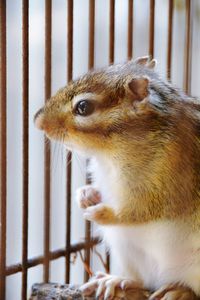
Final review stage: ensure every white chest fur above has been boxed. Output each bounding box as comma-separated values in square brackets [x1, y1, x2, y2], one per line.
[102, 223, 200, 293]
[90, 157, 200, 295]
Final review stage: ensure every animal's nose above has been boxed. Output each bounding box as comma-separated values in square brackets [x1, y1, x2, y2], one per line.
[34, 107, 44, 130]
[34, 107, 44, 122]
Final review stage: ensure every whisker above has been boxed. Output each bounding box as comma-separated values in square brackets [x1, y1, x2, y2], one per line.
[61, 131, 86, 181]
[51, 131, 62, 175]
[73, 152, 86, 180]
[51, 142, 57, 175]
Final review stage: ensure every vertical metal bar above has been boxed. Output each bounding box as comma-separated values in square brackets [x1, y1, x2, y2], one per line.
[167, 0, 173, 80]
[65, 0, 73, 283]
[0, 1, 7, 299]
[67, 0, 73, 82]
[184, 0, 193, 94]
[107, 0, 116, 273]
[84, 222, 91, 282]
[43, 0, 52, 283]
[149, 0, 155, 57]
[109, 0, 115, 64]
[88, 0, 95, 70]
[84, 0, 95, 283]
[21, 0, 29, 298]
[127, 0, 133, 59]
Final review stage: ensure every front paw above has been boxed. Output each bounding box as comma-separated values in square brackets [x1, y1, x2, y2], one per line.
[76, 185, 101, 209]
[83, 203, 116, 225]
[80, 272, 149, 300]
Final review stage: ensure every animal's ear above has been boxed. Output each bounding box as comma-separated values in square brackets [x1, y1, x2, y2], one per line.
[127, 76, 149, 101]
[134, 56, 157, 69]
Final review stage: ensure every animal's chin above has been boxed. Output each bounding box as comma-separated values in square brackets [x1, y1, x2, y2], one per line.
[62, 141, 93, 158]
[45, 133, 61, 142]
[44, 130, 67, 143]
[45, 134, 75, 154]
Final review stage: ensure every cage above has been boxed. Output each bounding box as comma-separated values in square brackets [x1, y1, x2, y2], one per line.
[0, 0, 199, 299]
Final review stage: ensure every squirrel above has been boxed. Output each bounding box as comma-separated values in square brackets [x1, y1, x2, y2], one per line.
[34, 56, 200, 300]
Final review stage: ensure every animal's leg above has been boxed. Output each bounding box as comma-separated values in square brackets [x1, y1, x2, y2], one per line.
[149, 284, 198, 300]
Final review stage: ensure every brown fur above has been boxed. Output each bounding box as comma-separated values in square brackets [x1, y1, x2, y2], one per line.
[34, 57, 200, 228]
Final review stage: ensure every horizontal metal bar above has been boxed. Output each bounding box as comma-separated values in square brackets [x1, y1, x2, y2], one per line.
[6, 237, 100, 276]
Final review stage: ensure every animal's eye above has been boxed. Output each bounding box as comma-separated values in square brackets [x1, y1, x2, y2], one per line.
[74, 100, 95, 116]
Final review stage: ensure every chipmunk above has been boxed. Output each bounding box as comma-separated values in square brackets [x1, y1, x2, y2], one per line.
[34, 56, 200, 300]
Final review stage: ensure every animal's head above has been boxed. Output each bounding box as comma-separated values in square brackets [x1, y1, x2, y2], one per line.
[34, 56, 174, 156]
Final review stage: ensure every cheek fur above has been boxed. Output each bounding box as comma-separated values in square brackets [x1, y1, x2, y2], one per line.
[66, 127, 112, 151]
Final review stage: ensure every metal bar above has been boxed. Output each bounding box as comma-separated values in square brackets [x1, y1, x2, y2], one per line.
[67, 0, 73, 82]
[66, 152, 72, 283]
[84, 0, 96, 283]
[0, 1, 7, 299]
[84, 218, 91, 281]
[107, 0, 116, 273]
[149, 0, 155, 57]
[44, 0, 52, 283]
[6, 238, 100, 276]
[88, 0, 95, 70]
[167, 0, 173, 80]
[109, 0, 115, 64]
[106, 253, 110, 273]
[127, 0, 133, 59]
[184, 0, 193, 94]
[21, 0, 29, 299]
[65, 0, 73, 283]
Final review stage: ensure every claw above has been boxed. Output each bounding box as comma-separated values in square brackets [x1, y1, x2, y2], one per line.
[79, 274, 146, 300]
[79, 280, 98, 296]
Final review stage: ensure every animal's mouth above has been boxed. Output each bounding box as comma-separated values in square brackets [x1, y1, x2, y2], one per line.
[41, 125, 68, 143]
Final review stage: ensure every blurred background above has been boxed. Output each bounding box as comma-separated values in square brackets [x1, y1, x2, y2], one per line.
[1, 0, 200, 299]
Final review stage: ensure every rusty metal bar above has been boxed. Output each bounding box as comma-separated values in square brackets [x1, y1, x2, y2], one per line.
[127, 0, 133, 59]
[65, 0, 73, 283]
[0, 1, 7, 299]
[21, 0, 29, 299]
[84, 199, 91, 281]
[149, 0, 155, 57]
[44, 0, 52, 283]
[167, 0, 173, 80]
[6, 238, 100, 277]
[107, 0, 116, 272]
[83, 0, 96, 283]
[88, 0, 95, 70]
[184, 0, 193, 94]
[65, 152, 72, 283]
[109, 0, 115, 64]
